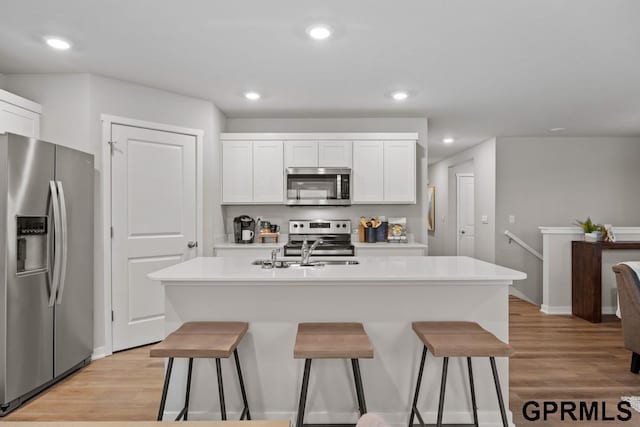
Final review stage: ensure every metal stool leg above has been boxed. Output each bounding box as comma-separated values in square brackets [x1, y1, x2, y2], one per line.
[157, 357, 174, 421]
[631, 352, 640, 374]
[436, 357, 449, 427]
[351, 359, 367, 415]
[296, 359, 312, 427]
[216, 358, 227, 420]
[490, 357, 508, 427]
[408, 346, 428, 427]
[467, 358, 479, 427]
[181, 358, 194, 421]
[234, 349, 252, 420]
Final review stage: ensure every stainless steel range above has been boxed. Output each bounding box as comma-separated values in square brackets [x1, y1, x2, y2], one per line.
[284, 220, 355, 257]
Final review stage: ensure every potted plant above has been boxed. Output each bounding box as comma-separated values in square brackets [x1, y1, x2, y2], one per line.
[575, 217, 603, 242]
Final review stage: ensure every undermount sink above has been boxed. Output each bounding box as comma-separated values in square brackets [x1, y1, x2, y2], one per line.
[316, 260, 360, 265]
[251, 259, 359, 268]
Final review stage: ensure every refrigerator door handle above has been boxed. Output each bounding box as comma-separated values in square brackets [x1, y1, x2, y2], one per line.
[48, 181, 62, 307]
[55, 181, 69, 305]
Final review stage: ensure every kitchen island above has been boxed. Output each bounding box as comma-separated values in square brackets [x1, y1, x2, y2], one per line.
[149, 256, 525, 426]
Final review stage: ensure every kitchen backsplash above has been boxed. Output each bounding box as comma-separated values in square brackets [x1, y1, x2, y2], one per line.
[222, 205, 424, 243]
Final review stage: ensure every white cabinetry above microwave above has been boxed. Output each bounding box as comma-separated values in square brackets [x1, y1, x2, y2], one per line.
[0, 89, 42, 139]
[220, 133, 417, 205]
[284, 140, 352, 168]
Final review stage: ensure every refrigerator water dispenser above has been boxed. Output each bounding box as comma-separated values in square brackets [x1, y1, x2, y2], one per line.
[16, 216, 48, 274]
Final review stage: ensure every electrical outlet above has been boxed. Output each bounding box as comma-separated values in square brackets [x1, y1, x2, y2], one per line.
[481, 215, 489, 224]
[509, 215, 516, 224]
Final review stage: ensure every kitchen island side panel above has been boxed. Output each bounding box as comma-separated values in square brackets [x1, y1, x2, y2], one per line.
[161, 282, 512, 426]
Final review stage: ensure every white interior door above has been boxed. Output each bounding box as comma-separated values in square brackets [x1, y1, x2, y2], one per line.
[111, 124, 197, 351]
[456, 173, 475, 257]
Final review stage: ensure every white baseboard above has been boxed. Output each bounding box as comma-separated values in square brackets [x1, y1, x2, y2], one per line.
[540, 305, 617, 316]
[91, 346, 107, 361]
[540, 304, 571, 315]
[162, 409, 515, 427]
[509, 289, 537, 305]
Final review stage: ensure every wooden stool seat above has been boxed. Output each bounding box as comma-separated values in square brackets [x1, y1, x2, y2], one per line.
[150, 322, 248, 359]
[412, 321, 510, 357]
[409, 321, 510, 427]
[294, 322, 374, 359]
[295, 322, 372, 427]
[151, 321, 251, 422]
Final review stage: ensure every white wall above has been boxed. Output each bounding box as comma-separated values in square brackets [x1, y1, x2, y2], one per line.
[495, 137, 640, 304]
[225, 117, 429, 244]
[0, 73, 6, 89]
[427, 138, 496, 262]
[4, 73, 226, 355]
[4, 74, 92, 150]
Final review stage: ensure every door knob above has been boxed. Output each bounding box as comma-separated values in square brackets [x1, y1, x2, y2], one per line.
[460, 230, 466, 235]
[187, 241, 198, 249]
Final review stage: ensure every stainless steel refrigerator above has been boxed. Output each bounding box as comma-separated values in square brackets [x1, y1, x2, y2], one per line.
[0, 133, 94, 415]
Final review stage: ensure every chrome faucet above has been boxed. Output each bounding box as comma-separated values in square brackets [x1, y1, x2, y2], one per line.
[301, 238, 323, 265]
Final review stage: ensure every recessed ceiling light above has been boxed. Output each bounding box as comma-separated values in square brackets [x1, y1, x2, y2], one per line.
[550, 127, 566, 132]
[391, 91, 409, 101]
[45, 37, 71, 50]
[244, 91, 261, 101]
[306, 25, 332, 40]
[443, 138, 455, 144]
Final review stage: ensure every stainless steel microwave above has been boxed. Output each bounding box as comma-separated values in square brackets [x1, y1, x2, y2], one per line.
[285, 167, 351, 206]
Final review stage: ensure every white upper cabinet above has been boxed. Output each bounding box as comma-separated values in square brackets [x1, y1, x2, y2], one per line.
[253, 141, 284, 203]
[222, 140, 284, 204]
[383, 141, 416, 203]
[222, 141, 253, 203]
[221, 133, 417, 205]
[353, 141, 384, 202]
[0, 89, 42, 139]
[353, 140, 416, 204]
[284, 141, 318, 167]
[318, 141, 352, 167]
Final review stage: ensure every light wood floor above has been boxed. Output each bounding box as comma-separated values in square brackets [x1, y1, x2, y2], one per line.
[5, 297, 640, 425]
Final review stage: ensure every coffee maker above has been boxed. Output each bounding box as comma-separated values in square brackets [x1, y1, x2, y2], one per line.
[233, 215, 256, 244]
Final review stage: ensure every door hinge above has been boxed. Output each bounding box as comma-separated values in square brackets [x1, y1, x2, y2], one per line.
[110, 227, 114, 238]
[111, 310, 114, 322]
[108, 140, 117, 155]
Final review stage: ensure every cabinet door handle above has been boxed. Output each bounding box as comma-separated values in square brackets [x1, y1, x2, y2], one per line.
[187, 241, 198, 249]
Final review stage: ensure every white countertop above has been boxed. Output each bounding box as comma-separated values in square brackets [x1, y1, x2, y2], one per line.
[213, 241, 284, 249]
[149, 256, 526, 284]
[212, 241, 428, 249]
[352, 241, 427, 248]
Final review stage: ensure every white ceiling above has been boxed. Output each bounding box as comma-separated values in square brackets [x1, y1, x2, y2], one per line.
[1, 0, 639, 161]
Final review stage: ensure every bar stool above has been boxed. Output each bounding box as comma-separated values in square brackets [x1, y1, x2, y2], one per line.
[408, 322, 511, 427]
[150, 321, 251, 421]
[294, 322, 373, 427]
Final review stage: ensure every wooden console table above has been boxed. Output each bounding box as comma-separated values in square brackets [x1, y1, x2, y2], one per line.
[572, 241, 640, 322]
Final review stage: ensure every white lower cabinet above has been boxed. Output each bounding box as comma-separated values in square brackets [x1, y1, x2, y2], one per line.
[222, 140, 283, 204]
